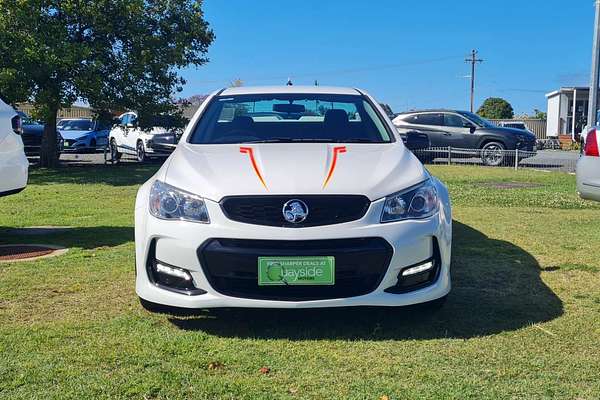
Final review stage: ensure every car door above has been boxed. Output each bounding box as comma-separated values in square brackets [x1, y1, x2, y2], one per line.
[442, 113, 478, 148]
[406, 113, 448, 147]
[124, 113, 140, 152]
[110, 114, 128, 150]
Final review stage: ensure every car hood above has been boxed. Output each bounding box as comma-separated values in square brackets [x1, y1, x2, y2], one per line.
[484, 126, 536, 140]
[164, 143, 427, 202]
[60, 130, 93, 140]
[22, 124, 45, 136]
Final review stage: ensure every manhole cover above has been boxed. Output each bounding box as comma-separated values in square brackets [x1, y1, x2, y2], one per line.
[0, 244, 68, 263]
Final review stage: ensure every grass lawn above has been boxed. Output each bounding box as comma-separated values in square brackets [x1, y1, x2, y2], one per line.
[1, 164, 599, 399]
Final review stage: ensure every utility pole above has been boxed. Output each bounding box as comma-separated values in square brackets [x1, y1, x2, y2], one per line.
[588, 0, 600, 129]
[465, 49, 483, 113]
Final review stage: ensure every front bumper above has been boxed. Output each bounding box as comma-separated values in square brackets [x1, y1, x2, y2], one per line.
[135, 182, 452, 309]
[577, 155, 600, 202]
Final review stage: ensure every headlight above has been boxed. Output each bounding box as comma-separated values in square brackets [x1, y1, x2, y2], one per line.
[381, 179, 439, 223]
[149, 181, 210, 223]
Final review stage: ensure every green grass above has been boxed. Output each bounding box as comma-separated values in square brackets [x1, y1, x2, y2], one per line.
[1, 164, 599, 399]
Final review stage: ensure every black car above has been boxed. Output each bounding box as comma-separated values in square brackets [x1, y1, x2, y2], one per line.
[18, 112, 63, 157]
[393, 109, 537, 166]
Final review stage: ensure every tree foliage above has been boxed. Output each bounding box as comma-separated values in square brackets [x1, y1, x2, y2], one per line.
[477, 97, 514, 120]
[0, 0, 214, 166]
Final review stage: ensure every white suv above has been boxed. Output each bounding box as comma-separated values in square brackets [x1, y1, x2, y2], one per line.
[109, 112, 178, 162]
[0, 96, 28, 197]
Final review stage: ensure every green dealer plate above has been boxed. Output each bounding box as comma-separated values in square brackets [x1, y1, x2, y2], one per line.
[258, 256, 335, 286]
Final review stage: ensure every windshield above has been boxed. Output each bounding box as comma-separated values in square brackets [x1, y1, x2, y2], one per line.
[457, 111, 495, 128]
[189, 94, 393, 144]
[62, 120, 94, 131]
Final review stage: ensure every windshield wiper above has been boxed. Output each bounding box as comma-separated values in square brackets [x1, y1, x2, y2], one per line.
[240, 138, 377, 144]
[341, 138, 376, 143]
[242, 138, 336, 143]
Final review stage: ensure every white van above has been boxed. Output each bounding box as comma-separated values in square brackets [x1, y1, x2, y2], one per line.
[0, 96, 28, 197]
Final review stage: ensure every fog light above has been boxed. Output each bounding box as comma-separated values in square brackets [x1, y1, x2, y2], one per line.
[156, 263, 192, 281]
[150, 261, 206, 295]
[402, 261, 434, 276]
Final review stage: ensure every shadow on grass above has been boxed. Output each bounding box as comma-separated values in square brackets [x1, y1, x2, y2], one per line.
[27, 164, 160, 187]
[168, 221, 563, 340]
[0, 226, 134, 249]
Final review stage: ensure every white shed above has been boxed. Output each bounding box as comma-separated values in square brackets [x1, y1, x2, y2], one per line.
[545, 87, 590, 139]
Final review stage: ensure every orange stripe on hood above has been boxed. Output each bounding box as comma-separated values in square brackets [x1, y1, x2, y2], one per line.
[323, 146, 347, 188]
[240, 147, 268, 189]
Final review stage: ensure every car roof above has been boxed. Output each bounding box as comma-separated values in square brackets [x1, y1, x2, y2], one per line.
[219, 85, 362, 96]
[396, 109, 470, 115]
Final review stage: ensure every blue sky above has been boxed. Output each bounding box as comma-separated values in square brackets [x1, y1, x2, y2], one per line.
[180, 0, 596, 115]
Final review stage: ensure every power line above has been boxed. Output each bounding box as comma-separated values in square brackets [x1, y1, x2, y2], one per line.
[193, 55, 464, 85]
[465, 50, 483, 112]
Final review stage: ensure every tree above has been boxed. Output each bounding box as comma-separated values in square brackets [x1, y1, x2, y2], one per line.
[184, 94, 209, 105]
[0, 0, 214, 167]
[477, 98, 514, 120]
[532, 109, 547, 120]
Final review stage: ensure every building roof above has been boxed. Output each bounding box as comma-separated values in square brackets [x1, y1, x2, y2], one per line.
[220, 85, 361, 96]
[545, 87, 590, 98]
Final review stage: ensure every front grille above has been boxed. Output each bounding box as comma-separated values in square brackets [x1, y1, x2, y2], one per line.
[198, 238, 393, 301]
[220, 195, 370, 228]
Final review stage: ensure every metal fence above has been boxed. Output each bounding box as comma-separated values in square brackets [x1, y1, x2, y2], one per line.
[412, 147, 578, 173]
[17, 103, 94, 119]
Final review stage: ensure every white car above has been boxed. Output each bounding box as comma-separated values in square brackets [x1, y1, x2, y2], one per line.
[577, 127, 600, 201]
[109, 112, 177, 162]
[134, 86, 452, 311]
[0, 96, 28, 197]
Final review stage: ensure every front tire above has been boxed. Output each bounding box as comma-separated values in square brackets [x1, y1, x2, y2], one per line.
[481, 141, 505, 166]
[110, 139, 121, 162]
[136, 141, 146, 163]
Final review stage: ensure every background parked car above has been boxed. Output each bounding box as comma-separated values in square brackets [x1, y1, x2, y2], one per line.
[56, 118, 80, 130]
[18, 111, 63, 157]
[0, 97, 28, 197]
[59, 118, 111, 153]
[109, 112, 178, 162]
[576, 127, 600, 201]
[393, 110, 537, 166]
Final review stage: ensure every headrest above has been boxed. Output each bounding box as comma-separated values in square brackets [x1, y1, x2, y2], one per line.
[230, 116, 254, 130]
[324, 109, 349, 125]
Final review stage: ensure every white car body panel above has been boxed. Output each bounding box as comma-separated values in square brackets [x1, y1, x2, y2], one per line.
[135, 86, 452, 309]
[0, 98, 28, 197]
[577, 131, 600, 202]
[109, 112, 176, 159]
[167, 142, 426, 202]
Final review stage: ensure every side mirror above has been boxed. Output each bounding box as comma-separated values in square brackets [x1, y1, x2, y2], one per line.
[464, 122, 476, 133]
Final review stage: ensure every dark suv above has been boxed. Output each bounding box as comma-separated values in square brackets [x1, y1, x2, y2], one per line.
[393, 110, 537, 166]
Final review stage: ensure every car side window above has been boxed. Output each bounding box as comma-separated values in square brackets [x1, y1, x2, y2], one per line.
[121, 114, 130, 126]
[409, 113, 443, 126]
[443, 113, 468, 128]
